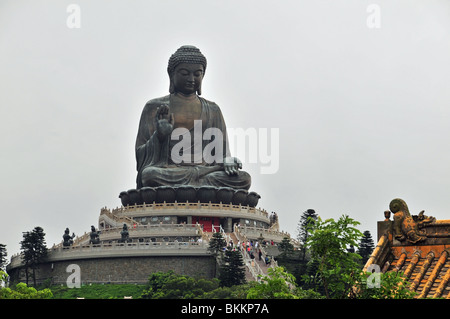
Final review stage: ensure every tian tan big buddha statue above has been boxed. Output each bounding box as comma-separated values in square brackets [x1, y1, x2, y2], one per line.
[119, 45, 260, 207]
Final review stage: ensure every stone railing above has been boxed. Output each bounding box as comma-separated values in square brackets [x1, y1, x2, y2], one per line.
[53, 231, 91, 249]
[53, 223, 202, 249]
[8, 241, 209, 269]
[240, 244, 264, 281]
[236, 225, 291, 243]
[98, 223, 201, 241]
[99, 207, 137, 227]
[107, 202, 270, 221]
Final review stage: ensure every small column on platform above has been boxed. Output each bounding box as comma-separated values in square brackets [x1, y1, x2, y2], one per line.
[225, 217, 233, 233]
[187, 216, 192, 225]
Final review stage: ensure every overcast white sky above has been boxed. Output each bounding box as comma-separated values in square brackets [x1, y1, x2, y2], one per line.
[1, 0, 450, 258]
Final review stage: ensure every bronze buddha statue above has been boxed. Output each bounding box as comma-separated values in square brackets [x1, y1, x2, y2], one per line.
[135, 45, 251, 190]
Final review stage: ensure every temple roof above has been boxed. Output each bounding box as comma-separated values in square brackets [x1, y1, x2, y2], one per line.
[363, 217, 450, 299]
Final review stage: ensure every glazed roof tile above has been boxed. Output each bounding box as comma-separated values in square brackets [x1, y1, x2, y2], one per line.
[364, 218, 450, 299]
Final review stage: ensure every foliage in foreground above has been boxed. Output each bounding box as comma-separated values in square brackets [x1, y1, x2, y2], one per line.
[304, 214, 363, 298]
[140, 270, 253, 299]
[140, 268, 322, 299]
[218, 247, 246, 287]
[0, 271, 53, 299]
[247, 266, 322, 299]
[354, 270, 416, 299]
[1, 267, 418, 299]
[0, 214, 420, 299]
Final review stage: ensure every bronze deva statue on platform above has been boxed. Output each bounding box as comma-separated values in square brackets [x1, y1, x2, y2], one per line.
[119, 224, 130, 243]
[89, 225, 100, 245]
[135, 45, 251, 190]
[62, 228, 75, 247]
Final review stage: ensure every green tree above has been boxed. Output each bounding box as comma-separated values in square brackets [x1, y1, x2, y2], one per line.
[301, 258, 322, 292]
[304, 214, 363, 299]
[141, 271, 176, 298]
[200, 282, 256, 299]
[207, 232, 226, 258]
[276, 209, 318, 289]
[0, 270, 53, 299]
[208, 232, 227, 277]
[247, 267, 300, 299]
[355, 271, 416, 299]
[20, 226, 48, 287]
[357, 230, 375, 266]
[297, 209, 318, 261]
[278, 237, 294, 258]
[141, 271, 220, 299]
[218, 247, 246, 287]
[275, 236, 306, 287]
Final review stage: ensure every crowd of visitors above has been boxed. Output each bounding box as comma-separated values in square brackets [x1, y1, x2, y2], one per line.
[226, 237, 275, 266]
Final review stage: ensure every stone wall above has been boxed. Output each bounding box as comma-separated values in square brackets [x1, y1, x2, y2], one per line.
[8, 255, 216, 286]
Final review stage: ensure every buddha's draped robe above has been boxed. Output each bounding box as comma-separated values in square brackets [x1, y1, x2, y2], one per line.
[135, 95, 251, 190]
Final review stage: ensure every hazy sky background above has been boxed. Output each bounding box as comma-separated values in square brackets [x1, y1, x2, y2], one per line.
[1, 0, 450, 258]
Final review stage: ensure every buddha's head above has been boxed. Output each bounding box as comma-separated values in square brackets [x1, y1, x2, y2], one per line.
[167, 45, 207, 95]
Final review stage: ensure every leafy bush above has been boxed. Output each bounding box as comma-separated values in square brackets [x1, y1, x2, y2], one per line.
[141, 271, 220, 299]
[354, 271, 416, 299]
[304, 215, 363, 298]
[247, 267, 322, 299]
[0, 271, 53, 299]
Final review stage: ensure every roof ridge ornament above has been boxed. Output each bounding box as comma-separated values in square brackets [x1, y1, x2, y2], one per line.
[389, 198, 436, 244]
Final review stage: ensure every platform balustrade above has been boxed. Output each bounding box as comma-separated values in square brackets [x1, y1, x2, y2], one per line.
[9, 240, 209, 268]
[106, 201, 270, 220]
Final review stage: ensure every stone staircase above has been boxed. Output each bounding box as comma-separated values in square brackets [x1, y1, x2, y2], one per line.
[221, 228, 276, 282]
[224, 232, 258, 281]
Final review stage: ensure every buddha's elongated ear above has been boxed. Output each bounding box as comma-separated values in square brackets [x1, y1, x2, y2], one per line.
[197, 84, 202, 96]
[169, 78, 175, 94]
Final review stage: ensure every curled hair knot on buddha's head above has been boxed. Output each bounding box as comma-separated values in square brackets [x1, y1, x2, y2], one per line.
[167, 45, 207, 95]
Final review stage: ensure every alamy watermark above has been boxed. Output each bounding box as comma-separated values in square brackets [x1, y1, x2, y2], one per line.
[66, 4, 81, 29]
[366, 4, 381, 29]
[170, 120, 279, 174]
[366, 264, 381, 288]
[66, 264, 81, 288]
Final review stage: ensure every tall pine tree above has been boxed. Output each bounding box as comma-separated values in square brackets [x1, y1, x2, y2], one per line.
[297, 209, 318, 261]
[207, 232, 227, 258]
[278, 237, 294, 258]
[357, 230, 375, 265]
[218, 247, 246, 287]
[20, 226, 48, 286]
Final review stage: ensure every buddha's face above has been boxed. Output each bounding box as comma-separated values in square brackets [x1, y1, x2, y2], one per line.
[172, 63, 204, 95]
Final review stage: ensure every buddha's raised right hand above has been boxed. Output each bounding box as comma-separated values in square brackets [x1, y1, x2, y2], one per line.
[155, 104, 174, 141]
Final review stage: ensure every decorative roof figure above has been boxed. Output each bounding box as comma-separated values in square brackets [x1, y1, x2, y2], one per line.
[390, 198, 435, 244]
